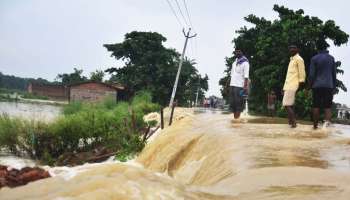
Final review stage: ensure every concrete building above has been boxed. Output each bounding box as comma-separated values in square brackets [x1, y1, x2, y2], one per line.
[69, 81, 125, 102]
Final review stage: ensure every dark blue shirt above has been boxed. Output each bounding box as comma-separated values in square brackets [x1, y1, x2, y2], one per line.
[308, 50, 336, 89]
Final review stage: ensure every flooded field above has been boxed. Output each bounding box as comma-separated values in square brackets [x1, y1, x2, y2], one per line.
[1, 110, 350, 199]
[0, 101, 61, 121]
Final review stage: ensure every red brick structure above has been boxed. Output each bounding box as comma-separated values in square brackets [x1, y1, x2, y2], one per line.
[69, 82, 125, 102]
[28, 82, 68, 100]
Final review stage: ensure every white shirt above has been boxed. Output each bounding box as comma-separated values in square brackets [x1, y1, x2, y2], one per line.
[230, 59, 250, 87]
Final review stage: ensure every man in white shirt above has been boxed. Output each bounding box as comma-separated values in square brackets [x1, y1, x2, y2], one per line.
[229, 48, 250, 119]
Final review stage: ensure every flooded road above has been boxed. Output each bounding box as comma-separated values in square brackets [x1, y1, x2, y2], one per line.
[1, 110, 350, 199]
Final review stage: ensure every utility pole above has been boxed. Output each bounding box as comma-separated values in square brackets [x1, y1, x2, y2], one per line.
[195, 87, 199, 107]
[195, 76, 200, 107]
[169, 28, 197, 107]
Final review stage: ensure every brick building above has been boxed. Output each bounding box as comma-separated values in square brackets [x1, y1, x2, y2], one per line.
[69, 81, 125, 102]
[28, 82, 68, 100]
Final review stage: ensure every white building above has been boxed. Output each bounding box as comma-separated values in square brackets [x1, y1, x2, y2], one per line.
[337, 105, 350, 119]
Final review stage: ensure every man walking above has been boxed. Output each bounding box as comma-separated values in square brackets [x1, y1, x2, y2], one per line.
[308, 47, 336, 129]
[229, 48, 250, 119]
[282, 45, 306, 128]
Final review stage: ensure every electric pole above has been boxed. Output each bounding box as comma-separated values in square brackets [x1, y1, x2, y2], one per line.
[169, 28, 197, 107]
[195, 76, 200, 107]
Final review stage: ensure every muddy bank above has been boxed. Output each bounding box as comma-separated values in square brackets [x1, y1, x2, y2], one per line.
[0, 165, 50, 188]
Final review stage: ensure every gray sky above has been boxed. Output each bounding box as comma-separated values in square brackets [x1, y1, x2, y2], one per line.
[0, 0, 349, 104]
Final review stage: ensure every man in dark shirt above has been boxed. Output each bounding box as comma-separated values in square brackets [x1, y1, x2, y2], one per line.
[308, 48, 336, 129]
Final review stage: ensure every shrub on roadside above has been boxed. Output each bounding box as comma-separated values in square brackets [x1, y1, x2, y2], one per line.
[0, 114, 21, 153]
[0, 91, 160, 164]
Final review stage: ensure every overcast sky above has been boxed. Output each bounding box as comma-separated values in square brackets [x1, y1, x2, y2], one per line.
[0, 0, 349, 104]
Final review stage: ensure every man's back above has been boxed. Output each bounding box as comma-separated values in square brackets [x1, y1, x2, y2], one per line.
[309, 50, 336, 89]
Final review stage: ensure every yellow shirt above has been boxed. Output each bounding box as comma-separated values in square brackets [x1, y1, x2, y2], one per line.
[283, 54, 306, 91]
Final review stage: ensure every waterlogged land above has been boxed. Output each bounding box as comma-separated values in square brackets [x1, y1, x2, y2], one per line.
[0, 101, 61, 121]
[1, 109, 350, 199]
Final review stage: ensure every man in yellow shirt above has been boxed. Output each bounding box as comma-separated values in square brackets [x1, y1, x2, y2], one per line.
[282, 45, 306, 128]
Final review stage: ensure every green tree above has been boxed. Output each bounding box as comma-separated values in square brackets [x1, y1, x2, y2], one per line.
[104, 31, 208, 106]
[219, 5, 349, 118]
[90, 70, 105, 82]
[181, 59, 209, 106]
[56, 68, 87, 85]
[0, 72, 51, 91]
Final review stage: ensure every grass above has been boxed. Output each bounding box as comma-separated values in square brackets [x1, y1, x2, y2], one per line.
[21, 93, 49, 100]
[0, 91, 160, 165]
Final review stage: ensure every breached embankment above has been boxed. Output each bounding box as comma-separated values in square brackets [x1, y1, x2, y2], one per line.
[1, 109, 350, 199]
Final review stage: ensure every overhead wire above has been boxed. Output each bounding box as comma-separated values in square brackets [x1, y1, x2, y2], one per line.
[165, 0, 198, 60]
[174, 0, 190, 27]
[165, 0, 184, 28]
[182, 0, 194, 29]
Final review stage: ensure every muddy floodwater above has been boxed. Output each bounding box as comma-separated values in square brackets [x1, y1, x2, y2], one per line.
[0, 101, 61, 121]
[1, 109, 350, 199]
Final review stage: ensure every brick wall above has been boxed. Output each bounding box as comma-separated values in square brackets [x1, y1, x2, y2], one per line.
[70, 83, 117, 102]
[28, 83, 68, 100]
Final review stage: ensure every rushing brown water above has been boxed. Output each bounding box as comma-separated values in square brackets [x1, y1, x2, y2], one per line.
[1, 109, 350, 199]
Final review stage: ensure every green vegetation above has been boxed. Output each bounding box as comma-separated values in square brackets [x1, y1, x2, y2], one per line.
[0, 92, 160, 165]
[56, 68, 88, 85]
[219, 5, 349, 119]
[0, 72, 51, 91]
[104, 31, 208, 106]
[21, 93, 49, 100]
[90, 70, 105, 82]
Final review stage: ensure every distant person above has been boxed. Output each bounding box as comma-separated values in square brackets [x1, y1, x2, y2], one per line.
[210, 97, 214, 108]
[282, 45, 306, 128]
[213, 97, 218, 108]
[267, 91, 277, 117]
[229, 48, 250, 119]
[308, 47, 336, 129]
[204, 98, 209, 108]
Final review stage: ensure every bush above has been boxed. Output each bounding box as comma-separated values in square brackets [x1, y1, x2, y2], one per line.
[294, 90, 312, 120]
[0, 114, 21, 153]
[0, 92, 160, 164]
[62, 101, 83, 115]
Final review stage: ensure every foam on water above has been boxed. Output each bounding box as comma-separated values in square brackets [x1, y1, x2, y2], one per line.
[1, 110, 350, 200]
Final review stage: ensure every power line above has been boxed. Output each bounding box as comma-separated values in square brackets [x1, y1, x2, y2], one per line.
[174, 0, 190, 27]
[182, 0, 194, 29]
[181, 0, 197, 59]
[165, 0, 184, 28]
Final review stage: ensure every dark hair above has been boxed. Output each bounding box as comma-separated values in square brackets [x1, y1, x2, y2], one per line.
[234, 48, 243, 53]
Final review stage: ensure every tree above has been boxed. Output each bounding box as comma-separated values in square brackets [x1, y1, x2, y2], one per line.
[90, 70, 105, 82]
[0, 72, 51, 91]
[219, 5, 349, 117]
[104, 31, 208, 106]
[56, 68, 87, 85]
[180, 58, 209, 106]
